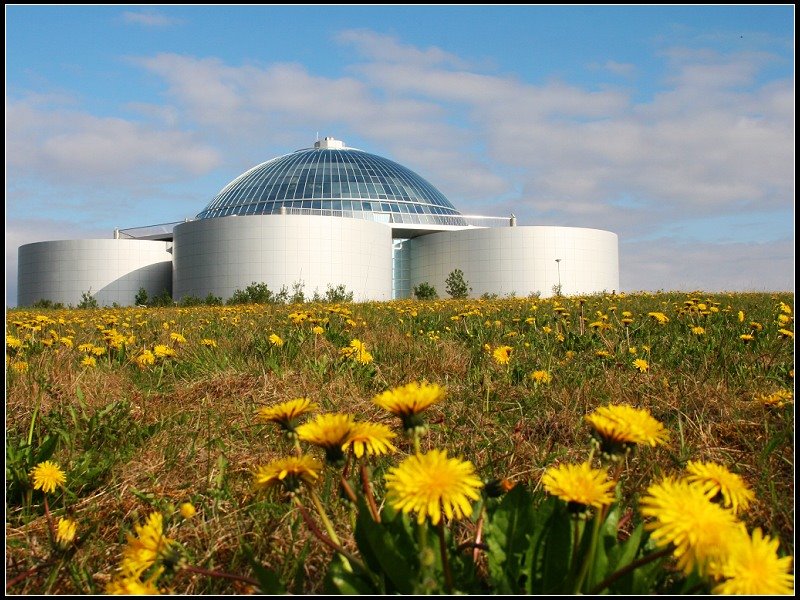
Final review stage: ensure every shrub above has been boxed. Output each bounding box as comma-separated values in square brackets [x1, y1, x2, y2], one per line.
[77, 290, 99, 309]
[413, 282, 439, 300]
[445, 269, 471, 299]
[134, 287, 148, 306]
[148, 289, 173, 307]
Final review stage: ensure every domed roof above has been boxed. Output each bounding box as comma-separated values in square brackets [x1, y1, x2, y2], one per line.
[196, 137, 463, 225]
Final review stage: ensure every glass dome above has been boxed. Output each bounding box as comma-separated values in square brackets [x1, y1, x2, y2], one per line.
[196, 137, 464, 225]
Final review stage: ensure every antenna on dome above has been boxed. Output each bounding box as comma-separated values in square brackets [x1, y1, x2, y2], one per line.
[316, 131, 319, 142]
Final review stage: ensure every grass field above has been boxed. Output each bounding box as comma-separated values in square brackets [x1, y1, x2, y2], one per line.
[5, 291, 794, 594]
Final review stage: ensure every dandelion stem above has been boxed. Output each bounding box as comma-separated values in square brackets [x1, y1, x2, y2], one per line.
[436, 520, 454, 594]
[339, 474, 358, 504]
[293, 498, 363, 573]
[6, 561, 56, 590]
[42, 495, 57, 544]
[587, 546, 673, 595]
[308, 489, 342, 547]
[573, 507, 603, 594]
[412, 430, 421, 454]
[360, 463, 381, 523]
[471, 505, 485, 563]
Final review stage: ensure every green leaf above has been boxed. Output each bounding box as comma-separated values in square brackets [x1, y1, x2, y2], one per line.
[323, 555, 378, 594]
[485, 484, 535, 593]
[353, 497, 416, 594]
[539, 501, 574, 594]
[34, 433, 60, 464]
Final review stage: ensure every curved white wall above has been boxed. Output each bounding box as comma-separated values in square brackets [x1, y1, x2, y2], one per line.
[172, 215, 393, 302]
[17, 240, 172, 307]
[408, 226, 618, 298]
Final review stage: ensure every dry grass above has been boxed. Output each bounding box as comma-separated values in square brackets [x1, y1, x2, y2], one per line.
[5, 292, 794, 594]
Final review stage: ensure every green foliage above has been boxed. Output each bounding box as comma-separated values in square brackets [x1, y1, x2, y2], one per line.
[77, 290, 99, 309]
[290, 281, 306, 304]
[413, 282, 439, 300]
[227, 281, 289, 305]
[134, 287, 148, 306]
[148, 288, 174, 307]
[312, 284, 355, 303]
[31, 298, 65, 309]
[179, 295, 205, 307]
[204, 292, 223, 306]
[445, 269, 471, 299]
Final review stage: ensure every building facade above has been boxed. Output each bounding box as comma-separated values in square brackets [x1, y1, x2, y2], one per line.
[17, 137, 619, 306]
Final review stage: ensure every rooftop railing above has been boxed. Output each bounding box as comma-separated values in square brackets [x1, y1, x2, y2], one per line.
[115, 210, 515, 239]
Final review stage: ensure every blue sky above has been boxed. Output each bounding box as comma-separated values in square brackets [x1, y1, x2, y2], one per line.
[5, 5, 795, 305]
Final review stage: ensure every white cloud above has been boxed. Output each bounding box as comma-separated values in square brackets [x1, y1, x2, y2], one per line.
[6, 99, 221, 184]
[335, 29, 469, 68]
[621, 237, 794, 293]
[600, 60, 636, 77]
[122, 10, 181, 28]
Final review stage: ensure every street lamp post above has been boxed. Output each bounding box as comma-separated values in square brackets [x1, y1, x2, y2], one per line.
[555, 259, 561, 289]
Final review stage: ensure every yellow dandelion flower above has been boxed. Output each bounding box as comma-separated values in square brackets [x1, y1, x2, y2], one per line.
[6, 335, 24, 350]
[777, 328, 793, 339]
[344, 422, 397, 458]
[340, 339, 373, 364]
[200, 338, 217, 348]
[777, 314, 791, 325]
[90, 345, 106, 356]
[257, 397, 318, 433]
[106, 572, 163, 595]
[541, 461, 616, 511]
[55, 517, 78, 546]
[756, 389, 792, 408]
[738, 310, 745, 322]
[492, 345, 513, 365]
[169, 332, 186, 344]
[373, 381, 445, 433]
[252, 455, 322, 496]
[312, 326, 324, 335]
[81, 356, 97, 367]
[530, 370, 552, 384]
[648, 312, 670, 324]
[296, 413, 355, 464]
[385, 449, 483, 526]
[711, 527, 794, 595]
[585, 404, 669, 455]
[691, 326, 705, 335]
[739, 334, 754, 342]
[30, 461, 66, 494]
[639, 477, 741, 576]
[595, 350, 611, 358]
[684, 461, 754, 514]
[269, 333, 284, 347]
[135, 350, 156, 368]
[179, 503, 196, 519]
[779, 301, 792, 315]
[153, 344, 175, 358]
[11, 361, 29, 373]
[120, 512, 173, 578]
[633, 358, 649, 373]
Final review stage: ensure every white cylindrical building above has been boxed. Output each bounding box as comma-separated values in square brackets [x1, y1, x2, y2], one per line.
[17, 239, 172, 307]
[408, 226, 618, 298]
[172, 214, 393, 302]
